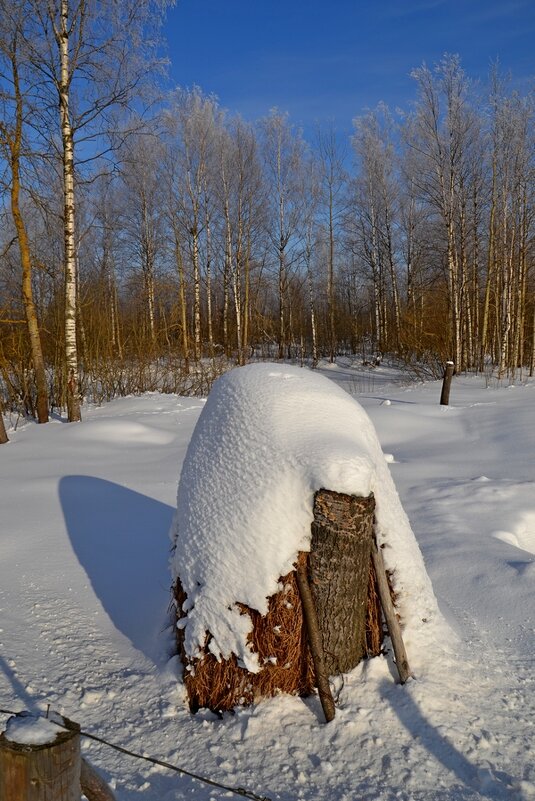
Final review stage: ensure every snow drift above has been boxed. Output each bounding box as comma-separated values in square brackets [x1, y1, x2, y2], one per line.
[171, 363, 444, 672]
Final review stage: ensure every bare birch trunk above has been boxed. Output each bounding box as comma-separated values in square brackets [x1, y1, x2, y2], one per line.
[481, 146, 497, 368]
[512, 193, 527, 375]
[307, 265, 318, 366]
[278, 177, 287, 364]
[471, 186, 480, 371]
[191, 225, 202, 362]
[108, 264, 122, 360]
[233, 203, 244, 365]
[382, 198, 401, 351]
[58, 0, 81, 421]
[368, 201, 382, 351]
[141, 194, 156, 344]
[446, 225, 461, 371]
[498, 205, 514, 378]
[174, 230, 189, 373]
[223, 217, 231, 358]
[242, 234, 251, 361]
[327, 184, 336, 363]
[204, 211, 214, 360]
[459, 192, 471, 369]
[231, 259, 243, 366]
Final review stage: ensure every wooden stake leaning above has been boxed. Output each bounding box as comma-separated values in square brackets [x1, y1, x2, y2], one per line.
[295, 557, 336, 723]
[371, 537, 412, 684]
[81, 757, 117, 801]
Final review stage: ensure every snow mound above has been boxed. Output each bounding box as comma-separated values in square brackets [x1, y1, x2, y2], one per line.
[171, 363, 444, 672]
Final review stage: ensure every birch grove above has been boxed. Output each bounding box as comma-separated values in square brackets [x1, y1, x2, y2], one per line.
[1, 51, 535, 422]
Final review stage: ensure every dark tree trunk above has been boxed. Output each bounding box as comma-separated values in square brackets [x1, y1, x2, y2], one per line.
[0, 407, 8, 444]
[440, 361, 455, 405]
[309, 489, 377, 674]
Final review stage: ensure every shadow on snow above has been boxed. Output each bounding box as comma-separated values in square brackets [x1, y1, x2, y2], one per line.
[59, 475, 174, 665]
[379, 679, 515, 800]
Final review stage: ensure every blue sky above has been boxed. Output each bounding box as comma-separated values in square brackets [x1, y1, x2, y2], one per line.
[165, 0, 535, 136]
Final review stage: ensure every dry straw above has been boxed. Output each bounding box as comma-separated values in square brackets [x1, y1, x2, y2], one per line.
[174, 552, 390, 713]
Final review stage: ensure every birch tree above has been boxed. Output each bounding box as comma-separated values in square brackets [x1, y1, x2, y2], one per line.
[92, 175, 122, 360]
[25, 0, 173, 420]
[317, 124, 347, 362]
[216, 117, 265, 364]
[408, 56, 478, 369]
[260, 110, 306, 359]
[165, 89, 220, 363]
[483, 83, 535, 377]
[120, 131, 166, 346]
[162, 143, 191, 371]
[352, 105, 401, 353]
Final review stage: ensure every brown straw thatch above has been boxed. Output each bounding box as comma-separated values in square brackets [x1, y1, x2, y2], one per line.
[174, 551, 388, 713]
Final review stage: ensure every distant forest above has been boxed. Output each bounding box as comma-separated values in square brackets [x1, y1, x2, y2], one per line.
[1, 0, 534, 424]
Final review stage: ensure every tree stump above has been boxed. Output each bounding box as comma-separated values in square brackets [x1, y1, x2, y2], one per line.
[175, 489, 384, 711]
[0, 713, 81, 801]
[309, 489, 377, 675]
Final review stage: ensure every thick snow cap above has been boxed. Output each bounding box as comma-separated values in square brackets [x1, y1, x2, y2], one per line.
[171, 363, 442, 672]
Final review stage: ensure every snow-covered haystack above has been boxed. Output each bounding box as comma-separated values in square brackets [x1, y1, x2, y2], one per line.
[170, 363, 443, 712]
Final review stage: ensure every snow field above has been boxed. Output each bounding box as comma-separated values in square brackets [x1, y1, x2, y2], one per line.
[0, 368, 534, 799]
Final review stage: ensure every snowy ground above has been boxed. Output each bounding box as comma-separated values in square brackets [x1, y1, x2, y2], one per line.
[1, 362, 534, 800]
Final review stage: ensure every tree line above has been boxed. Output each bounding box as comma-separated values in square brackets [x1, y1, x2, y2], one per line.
[1, 20, 534, 431]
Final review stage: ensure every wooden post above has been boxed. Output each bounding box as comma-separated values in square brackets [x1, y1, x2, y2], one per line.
[295, 557, 336, 723]
[309, 489, 376, 674]
[440, 361, 455, 406]
[0, 713, 81, 801]
[371, 538, 412, 684]
[0, 401, 8, 444]
[81, 757, 117, 801]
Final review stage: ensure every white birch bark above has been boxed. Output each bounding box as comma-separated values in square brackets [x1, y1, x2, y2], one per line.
[58, 0, 81, 421]
[140, 190, 156, 343]
[191, 224, 201, 362]
[204, 213, 214, 361]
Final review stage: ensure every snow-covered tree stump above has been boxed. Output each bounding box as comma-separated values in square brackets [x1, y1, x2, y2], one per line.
[0, 713, 81, 801]
[170, 363, 431, 714]
[174, 489, 384, 713]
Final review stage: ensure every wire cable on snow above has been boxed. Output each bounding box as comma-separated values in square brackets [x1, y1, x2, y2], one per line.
[0, 707, 272, 801]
